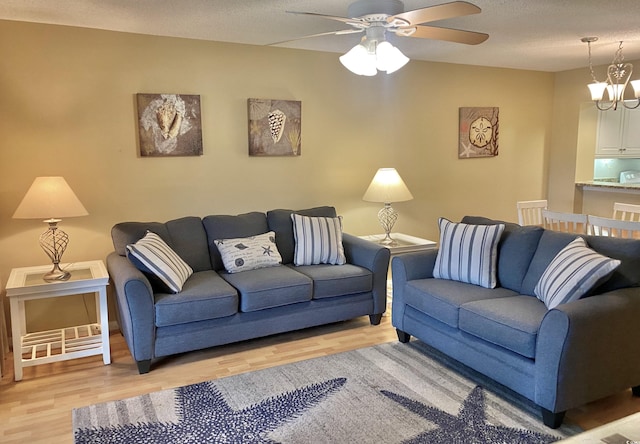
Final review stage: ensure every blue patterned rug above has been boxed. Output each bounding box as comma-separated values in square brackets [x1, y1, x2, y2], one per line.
[73, 341, 582, 443]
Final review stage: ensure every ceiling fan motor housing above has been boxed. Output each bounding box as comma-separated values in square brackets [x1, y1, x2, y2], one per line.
[348, 0, 404, 19]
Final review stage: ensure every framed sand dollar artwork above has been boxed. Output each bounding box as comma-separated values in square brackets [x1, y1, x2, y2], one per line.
[248, 98, 301, 156]
[458, 107, 499, 158]
[136, 94, 203, 157]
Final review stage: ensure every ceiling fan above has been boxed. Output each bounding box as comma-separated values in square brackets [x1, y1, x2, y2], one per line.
[277, 0, 488, 75]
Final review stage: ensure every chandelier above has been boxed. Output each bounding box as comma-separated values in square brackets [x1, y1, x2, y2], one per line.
[582, 37, 640, 111]
[339, 25, 409, 76]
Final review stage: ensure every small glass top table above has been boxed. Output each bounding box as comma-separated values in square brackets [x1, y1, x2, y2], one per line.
[359, 233, 437, 254]
[6, 260, 110, 381]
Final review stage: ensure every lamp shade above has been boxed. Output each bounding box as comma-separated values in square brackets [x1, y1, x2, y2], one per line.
[363, 168, 413, 203]
[13, 176, 88, 220]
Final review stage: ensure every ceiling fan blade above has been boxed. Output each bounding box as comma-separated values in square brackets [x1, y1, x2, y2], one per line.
[286, 11, 367, 28]
[390, 1, 481, 26]
[269, 29, 363, 46]
[401, 25, 488, 45]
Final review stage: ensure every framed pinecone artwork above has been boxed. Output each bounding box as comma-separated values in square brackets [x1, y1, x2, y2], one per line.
[458, 107, 499, 158]
[248, 98, 301, 156]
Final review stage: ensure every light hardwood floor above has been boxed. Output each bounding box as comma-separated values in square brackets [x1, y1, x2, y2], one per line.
[1, 315, 639, 443]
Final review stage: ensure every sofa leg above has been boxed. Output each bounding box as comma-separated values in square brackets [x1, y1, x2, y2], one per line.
[136, 359, 151, 374]
[369, 313, 383, 325]
[541, 408, 565, 429]
[633, 385, 640, 396]
[396, 329, 411, 343]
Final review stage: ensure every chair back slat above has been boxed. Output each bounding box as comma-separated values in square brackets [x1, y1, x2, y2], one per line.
[517, 200, 547, 226]
[588, 215, 640, 238]
[612, 202, 640, 222]
[542, 209, 588, 234]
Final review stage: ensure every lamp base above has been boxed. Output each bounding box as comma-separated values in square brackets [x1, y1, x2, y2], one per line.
[378, 203, 399, 246]
[43, 263, 71, 282]
[378, 233, 398, 246]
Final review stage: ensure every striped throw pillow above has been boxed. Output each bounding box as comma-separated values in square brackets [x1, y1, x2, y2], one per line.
[291, 214, 346, 266]
[433, 218, 505, 289]
[126, 231, 193, 293]
[534, 237, 620, 309]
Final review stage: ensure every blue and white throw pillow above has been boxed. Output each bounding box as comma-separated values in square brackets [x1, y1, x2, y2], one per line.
[126, 231, 193, 293]
[291, 214, 346, 266]
[214, 231, 282, 273]
[433, 218, 505, 289]
[534, 237, 620, 309]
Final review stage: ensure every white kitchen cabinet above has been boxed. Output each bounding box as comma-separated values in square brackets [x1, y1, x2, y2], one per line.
[596, 105, 640, 157]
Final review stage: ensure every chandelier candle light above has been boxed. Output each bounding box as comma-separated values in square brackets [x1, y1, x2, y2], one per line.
[582, 37, 640, 111]
[363, 168, 414, 245]
[13, 177, 89, 282]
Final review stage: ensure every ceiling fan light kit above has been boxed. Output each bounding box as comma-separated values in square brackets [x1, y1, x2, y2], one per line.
[285, 1, 488, 76]
[582, 36, 640, 111]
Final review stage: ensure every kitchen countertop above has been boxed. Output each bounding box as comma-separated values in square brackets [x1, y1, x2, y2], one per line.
[576, 181, 640, 192]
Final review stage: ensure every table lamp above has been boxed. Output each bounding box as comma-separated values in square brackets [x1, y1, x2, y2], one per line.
[363, 168, 413, 245]
[13, 177, 89, 282]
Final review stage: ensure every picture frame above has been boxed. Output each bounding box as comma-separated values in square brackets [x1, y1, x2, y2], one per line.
[136, 93, 203, 157]
[248, 98, 301, 156]
[458, 107, 499, 158]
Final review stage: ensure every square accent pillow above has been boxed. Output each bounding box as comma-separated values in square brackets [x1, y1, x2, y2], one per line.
[126, 231, 193, 293]
[214, 231, 282, 273]
[534, 237, 621, 309]
[291, 214, 346, 266]
[433, 218, 505, 289]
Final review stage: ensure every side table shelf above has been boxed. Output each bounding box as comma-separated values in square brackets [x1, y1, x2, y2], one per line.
[6, 260, 110, 381]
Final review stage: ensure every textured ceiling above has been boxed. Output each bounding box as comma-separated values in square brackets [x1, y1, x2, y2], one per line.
[2, 0, 640, 72]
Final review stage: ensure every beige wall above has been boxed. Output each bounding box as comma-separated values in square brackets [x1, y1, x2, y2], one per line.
[0, 20, 554, 331]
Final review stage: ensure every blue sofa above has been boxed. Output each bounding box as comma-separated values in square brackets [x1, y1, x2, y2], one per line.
[107, 206, 390, 373]
[391, 216, 640, 428]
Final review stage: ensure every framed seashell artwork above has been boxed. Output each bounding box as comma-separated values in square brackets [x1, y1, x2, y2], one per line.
[136, 94, 203, 157]
[458, 107, 499, 158]
[248, 98, 301, 156]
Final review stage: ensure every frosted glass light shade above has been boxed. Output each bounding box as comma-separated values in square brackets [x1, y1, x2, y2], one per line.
[339, 44, 376, 76]
[630, 79, 640, 98]
[13, 176, 88, 220]
[607, 83, 625, 101]
[363, 168, 414, 203]
[587, 82, 607, 101]
[376, 41, 409, 74]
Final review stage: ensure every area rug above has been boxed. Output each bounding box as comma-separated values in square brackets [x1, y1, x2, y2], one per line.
[73, 341, 582, 443]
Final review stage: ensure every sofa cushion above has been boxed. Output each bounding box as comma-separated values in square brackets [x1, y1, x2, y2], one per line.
[403, 278, 518, 328]
[289, 264, 372, 299]
[291, 214, 346, 266]
[126, 231, 193, 293]
[214, 231, 282, 273]
[462, 216, 544, 293]
[221, 266, 312, 312]
[459, 295, 548, 359]
[433, 218, 505, 289]
[203, 212, 269, 271]
[267, 206, 338, 264]
[534, 237, 620, 309]
[154, 270, 238, 327]
[583, 235, 640, 292]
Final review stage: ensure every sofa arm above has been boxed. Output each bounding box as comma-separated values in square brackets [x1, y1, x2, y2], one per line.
[342, 233, 390, 315]
[390, 250, 438, 329]
[536, 287, 640, 412]
[106, 252, 156, 364]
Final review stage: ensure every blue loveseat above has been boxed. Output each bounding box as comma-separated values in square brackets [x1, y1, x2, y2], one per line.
[107, 206, 390, 373]
[391, 215, 640, 428]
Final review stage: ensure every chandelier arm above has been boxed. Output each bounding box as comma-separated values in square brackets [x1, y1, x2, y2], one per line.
[622, 99, 640, 110]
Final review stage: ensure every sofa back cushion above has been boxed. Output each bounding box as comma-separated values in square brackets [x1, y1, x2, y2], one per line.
[461, 216, 544, 293]
[202, 212, 269, 271]
[582, 234, 640, 292]
[267, 206, 338, 264]
[111, 216, 212, 272]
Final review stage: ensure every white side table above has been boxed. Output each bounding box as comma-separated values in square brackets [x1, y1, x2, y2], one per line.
[360, 233, 437, 313]
[359, 233, 437, 254]
[6, 260, 110, 381]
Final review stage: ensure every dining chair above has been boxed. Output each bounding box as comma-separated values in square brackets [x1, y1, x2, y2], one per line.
[516, 200, 547, 226]
[612, 202, 640, 222]
[588, 215, 640, 238]
[542, 209, 588, 234]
